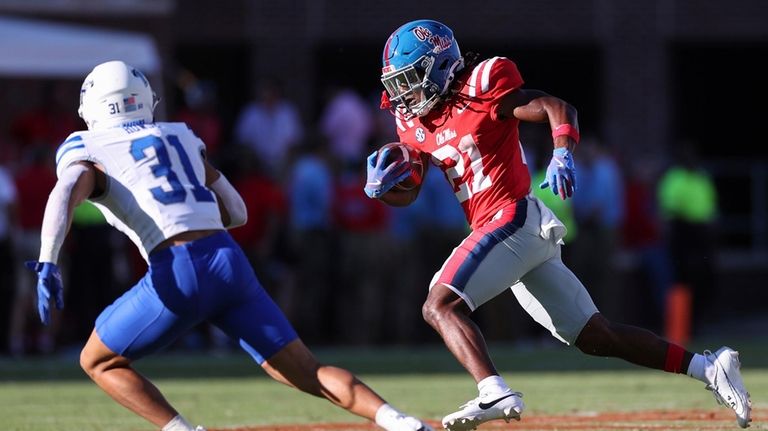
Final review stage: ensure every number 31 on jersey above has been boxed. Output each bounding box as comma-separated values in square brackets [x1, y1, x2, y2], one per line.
[131, 134, 214, 205]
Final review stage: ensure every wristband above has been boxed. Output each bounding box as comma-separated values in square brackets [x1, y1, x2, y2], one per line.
[552, 124, 580, 144]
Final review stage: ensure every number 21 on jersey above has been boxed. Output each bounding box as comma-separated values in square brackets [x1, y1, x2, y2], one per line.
[431, 133, 527, 202]
[130, 134, 214, 205]
[431, 133, 492, 202]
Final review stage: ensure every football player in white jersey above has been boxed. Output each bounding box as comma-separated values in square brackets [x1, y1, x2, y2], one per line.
[26, 60, 433, 431]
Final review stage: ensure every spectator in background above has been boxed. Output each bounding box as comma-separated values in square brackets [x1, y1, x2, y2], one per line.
[658, 140, 718, 334]
[234, 76, 303, 178]
[569, 135, 625, 318]
[174, 79, 223, 158]
[285, 135, 335, 343]
[622, 154, 673, 332]
[384, 201, 423, 344]
[369, 90, 401, 145]
[405, 166, 469, 343]
[0, 159, 17, 354]
[320, 84, 373, 166]
[332, 161, 393, 344]
[10, 81, 80, 152]
[224, 146, 290, 277]
[61, 201, 119, 349]
[9, 148, 58, 356]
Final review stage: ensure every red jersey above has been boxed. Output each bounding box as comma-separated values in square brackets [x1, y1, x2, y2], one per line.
[395, 57, 531, 229]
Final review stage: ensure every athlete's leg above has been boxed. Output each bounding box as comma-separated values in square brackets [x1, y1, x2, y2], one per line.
[80, 243, 213, 430]
[520, 254, 751, 428]
[421, 198, 543, 383]
[80, 330, 178, 427]
[426, 285, 526, 431]
[217, 284, 390, 417]
[262, 338, 385, 418]
[212, 241, 432, 431]
[422, 284, 497, 381]
[423, 200, 541, 431]
[515, 252, 693, 370]
[575, 313, 693, 370]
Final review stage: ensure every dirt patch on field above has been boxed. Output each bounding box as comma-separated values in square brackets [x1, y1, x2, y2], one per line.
[214, 407, 765, 430]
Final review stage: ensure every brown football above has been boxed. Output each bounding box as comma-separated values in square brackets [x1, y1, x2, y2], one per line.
[378, 142, 424, 190]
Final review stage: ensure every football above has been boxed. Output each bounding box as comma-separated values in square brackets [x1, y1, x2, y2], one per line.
[378, 142, 424, 191]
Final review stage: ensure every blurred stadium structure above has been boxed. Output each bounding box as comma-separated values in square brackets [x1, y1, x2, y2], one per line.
[0, 0, 766, 353]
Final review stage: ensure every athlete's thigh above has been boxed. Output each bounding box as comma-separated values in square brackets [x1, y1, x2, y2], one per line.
[431, 198, 553, 311]
[95, 268, 199, 360]
[512, 251, 598, 345]
[208, 253, 298, 365]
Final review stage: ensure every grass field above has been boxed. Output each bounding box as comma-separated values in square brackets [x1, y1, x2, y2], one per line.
[1, 337, 766, 431]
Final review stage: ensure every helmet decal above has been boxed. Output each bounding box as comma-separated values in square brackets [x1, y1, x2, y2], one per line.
[412, 26, 453, 53]
[123, 96, 143, 113]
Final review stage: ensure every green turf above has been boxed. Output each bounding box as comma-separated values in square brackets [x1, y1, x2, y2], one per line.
[0, 339, 766, 430]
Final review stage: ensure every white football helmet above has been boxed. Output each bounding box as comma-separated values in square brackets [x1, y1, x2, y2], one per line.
[78, 60, 158, 130]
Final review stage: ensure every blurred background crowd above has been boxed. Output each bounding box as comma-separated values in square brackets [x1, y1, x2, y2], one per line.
[0, 1, 766, 358]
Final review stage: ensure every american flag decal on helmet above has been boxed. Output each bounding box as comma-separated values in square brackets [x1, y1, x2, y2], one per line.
[123, 96, 143, 113]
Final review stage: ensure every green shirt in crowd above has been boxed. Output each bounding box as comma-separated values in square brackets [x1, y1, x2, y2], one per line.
[658, 167, 717, 223]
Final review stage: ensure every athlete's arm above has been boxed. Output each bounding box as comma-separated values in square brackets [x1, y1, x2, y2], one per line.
[27, 161, 99, 325]
[203, 159, 247, 228]
[498, 88, 579, 151]
[500, 88, 579, 199]
[39, 161, 98, 264]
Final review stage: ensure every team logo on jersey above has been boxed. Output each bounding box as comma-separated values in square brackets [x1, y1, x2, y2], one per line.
[436, 128, 457, 146]
[415, 127, 426, 142]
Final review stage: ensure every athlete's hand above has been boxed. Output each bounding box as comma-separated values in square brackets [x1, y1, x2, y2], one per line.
[24, 261, 64, 325]
[363, 149, 411, 198]
[539, 147, 576, 200]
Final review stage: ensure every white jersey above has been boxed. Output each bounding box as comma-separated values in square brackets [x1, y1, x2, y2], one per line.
[55, 122, 224, 260]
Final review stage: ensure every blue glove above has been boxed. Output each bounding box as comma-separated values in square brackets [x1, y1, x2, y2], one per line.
[363, 148, 411, 198]
[24, 261, 64, 325]
[539, 147, 577, 200]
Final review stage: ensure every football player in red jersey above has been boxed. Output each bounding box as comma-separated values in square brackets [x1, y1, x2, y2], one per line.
[365, 19, 751, 431]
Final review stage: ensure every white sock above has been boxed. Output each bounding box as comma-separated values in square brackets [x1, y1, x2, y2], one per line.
[686, 353, 708, 382]
[477, 375, 510, 396]
[375, 403, 404, 428]
[162, 415, 195, 431]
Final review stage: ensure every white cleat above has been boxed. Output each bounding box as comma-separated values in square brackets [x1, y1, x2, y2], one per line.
[442, 391, 524, 431]
[194, 427, 207, 431]
[705, 346, 752, 428]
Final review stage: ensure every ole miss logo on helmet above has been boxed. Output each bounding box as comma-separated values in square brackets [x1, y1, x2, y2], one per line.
[412, 26, 452, 53]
